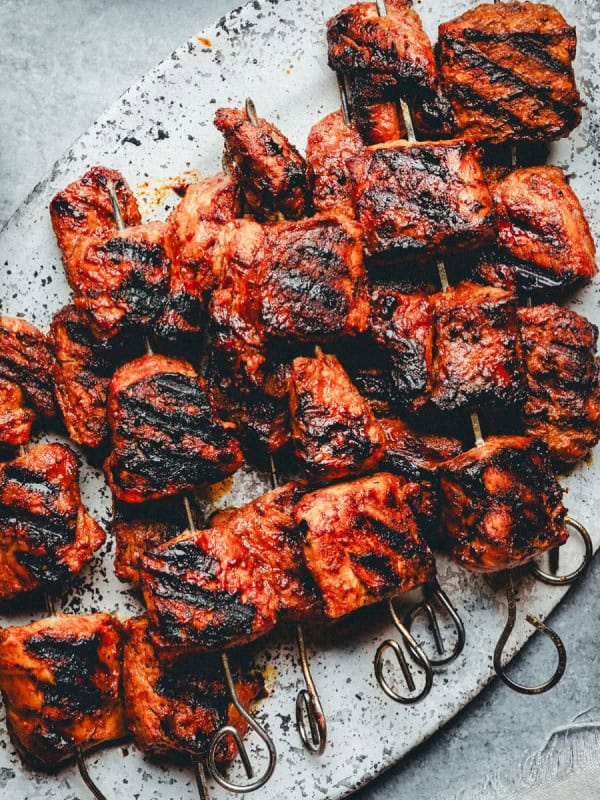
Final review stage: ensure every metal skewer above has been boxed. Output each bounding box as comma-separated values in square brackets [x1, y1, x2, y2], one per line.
[106, 181, 277, 795]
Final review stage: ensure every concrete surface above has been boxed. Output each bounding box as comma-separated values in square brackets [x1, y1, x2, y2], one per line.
[1, 2, 599, 799]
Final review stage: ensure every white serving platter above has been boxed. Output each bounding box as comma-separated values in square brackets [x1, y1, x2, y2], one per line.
[0, 0, 599, 798]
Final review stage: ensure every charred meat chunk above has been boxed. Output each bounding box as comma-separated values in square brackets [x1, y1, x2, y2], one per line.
[473, 167, 597, 295]
[289, 348, 385, 480]
[296, 472, 435, 618]
[380, 417, 464, 483]
[214, 107, 307, 220]
[438, 2, 582, 143]
[50, 166, 141, 275]
[141, 523, 280, 652]
[518, 304, 600, 465]
[0, 316, 57, 420]
[0, 614, 125, 770]
[113, 496, 189, 586]
[306, 110, 364, 215]
[438, 435, 567, 572]
[0, 443, 106, 601]
[0, 379, 34, 448]
[430, 282, 524, 412]
[105, 355, 243, 503]
[159, 172, 241, 337]
[123, 616, 264, 762]
[353, 139, 495, 261]
[369, 288, 434, 412]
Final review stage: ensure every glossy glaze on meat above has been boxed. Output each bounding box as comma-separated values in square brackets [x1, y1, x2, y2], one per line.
[518, 304, 600, 465]
[380, 417, 464, 483]
[105, 355, 243, 503]
[49, 166, 141, 277]
[353, 139, 495, 261]
[369, 287, 434, 412]
[438, 2, 582, 143]
[159, 172, 241, 337]
[0, 614, 125, 770]
[214, 107, 307, 220]
[296, 472, 435, 618]
[439, 435, 567, 572]
[289, 348, 385, 480]
[0, 316, 57, 422]
[0, 444, 105, 601]
[431, 282, 524, 412]
[473, 167, 597, 295]
[306, 110, 364, 215]
[123, 616, 264, 762]
[327, 0, 454, 135]
[0, 379, 34, 447]
[113, 496, 189, 586]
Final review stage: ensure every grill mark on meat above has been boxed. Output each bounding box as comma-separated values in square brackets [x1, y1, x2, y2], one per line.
[24, 634, 104, 713]
[461, 29, 573, 75]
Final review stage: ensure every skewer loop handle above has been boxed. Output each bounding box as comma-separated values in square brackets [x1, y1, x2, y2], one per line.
[374, 607, 434, 703]
[533, 517, 593, 586]
[405, 581, 466, 667]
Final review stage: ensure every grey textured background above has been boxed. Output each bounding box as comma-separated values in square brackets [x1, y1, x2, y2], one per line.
[1, 2, 599, 799]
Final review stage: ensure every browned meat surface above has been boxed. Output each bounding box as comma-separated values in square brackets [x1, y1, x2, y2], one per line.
[0, 443, 105, 601]
[352, 139, 495, 261]
[49, 305, 139, 448]
[430, 282, 524, 412]
[0, 380, 34, 447]
[214, 107, 307, 220]
[0, 614, 125, 770]
[438, 435, 567, 572]
[348, 93, 403, 145]
[475, 167, 597, 295]
[210, 482, 323, 621]
[141, 523, 280, 652]
[0, 316, 57, 419]
[327, 1, 454, 135]
[50, 166, 141, 276]
[113, 496, 189, 586]
[123, 616, 264, 762]
[105, 355, 243, 503]
[369, 288, 434, 412]
[306, 110, 364, 215]
[68, 220, 173, 340]
[296, 473, 435, 618]
[518, 304, 600, 465]
[210, 214, 370, 386]
[438, 2, 582, 143]
[159, 173, 241, 337]
[380, 418, 464, 482]
[289, 348, 385, 480]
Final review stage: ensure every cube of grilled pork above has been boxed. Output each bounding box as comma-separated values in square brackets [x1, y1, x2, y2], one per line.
[210, 214, 370, 386]
[437, 2, 582, 143]
[141, 524, 280, 651]
[353, 139, 495, 261]
[346, 82, 403, 146]
[289, 348, 386, 480]
[50, 166, 141, 275]
[0, 613, 125, 770]
[159, 172, 241, 337]
[0, 443, 106, 601]
[369, 288, 434, 412]
[0, 316, 57, 422]
[296, 473, 435, 618]
[49, 305, 139, 448]
[327, 1, 454, 136]
[214, 107, 307, 220]
[430, 282, 524, 412]
[380, 418, 464, 483]
[105, 354, 243, 503]
[306, 110, 364, 215]
[518, 304, 600, 465]
[209, 482, 323, 621]
[68, 220, 173, 340]
[474, 167, 597, 295]
[0, 379, 34, 447]
[438, 435, 567, 572]
[123, 616, 264, 762]
[113, 496, 189, 586]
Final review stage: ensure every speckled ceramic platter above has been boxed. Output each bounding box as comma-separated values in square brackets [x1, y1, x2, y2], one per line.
[0, 0, 599, 798]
